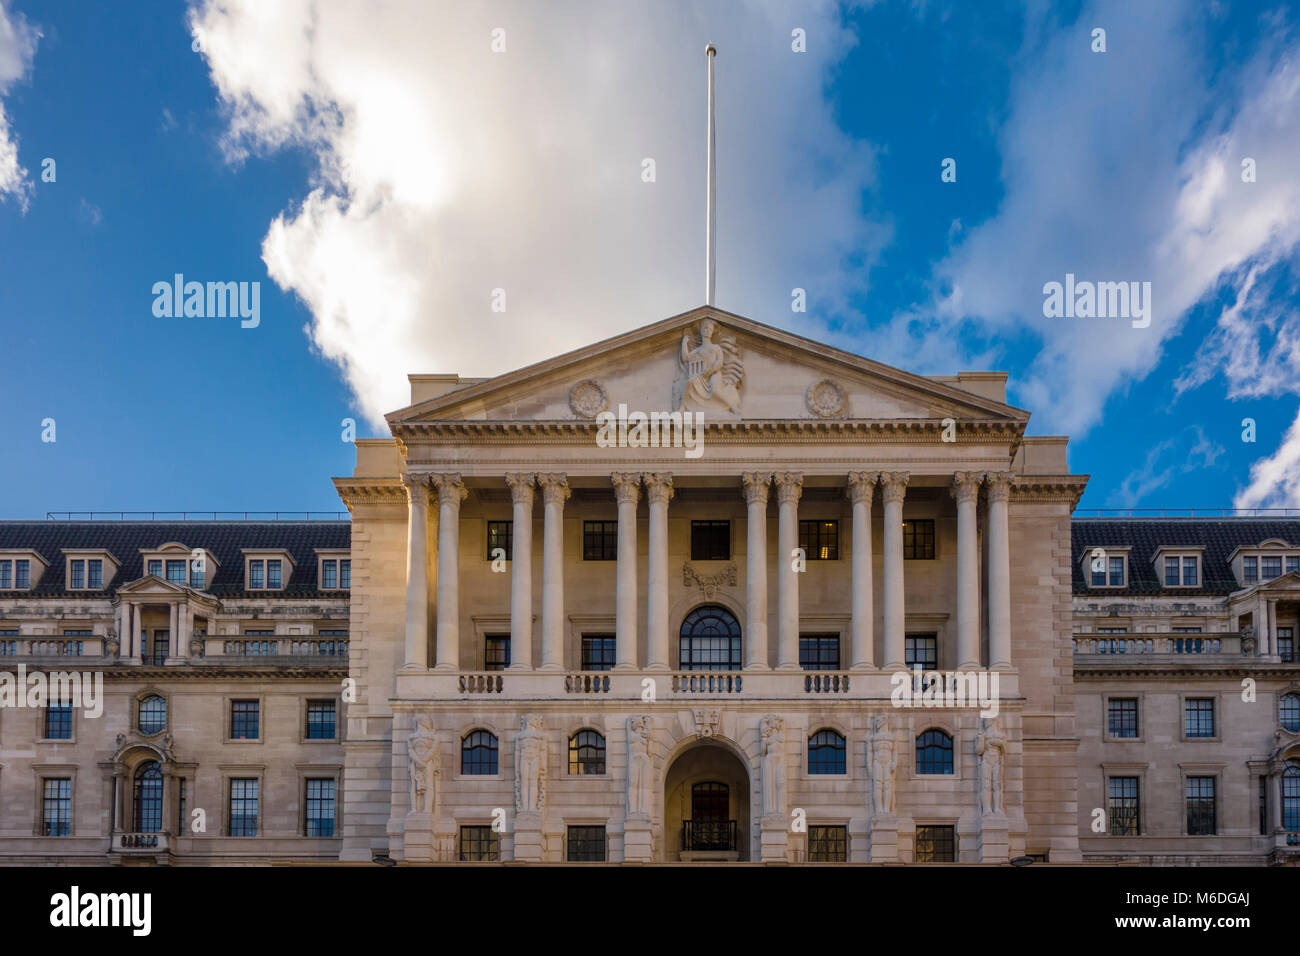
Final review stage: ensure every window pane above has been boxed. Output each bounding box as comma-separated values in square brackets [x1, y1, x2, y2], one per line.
[905, 635, 937, 671]
[42, 778, 72, 836]
[1182, 557, 1198, 586]
[679, 606, 741, 671]
[568, 730, 606, 775]
[1108, 698, 1138, 738]
[306, 700, 337, 739]
[138, 695, 166, 734]
[582, 635, 616, 671]
[1184, 698, 1215, 738]
[903, 520, 935, 560]
[229, 778, 259, 836]
[166, 560, 186, 584]
[487, 521, 513, 560]
[340, 560, 350, 588]
[461, 731, 499, 775]
[808, 730, 846, 775]
[87, 560, 102, 589]
[1186, 776, 1216, 835]
[1243, 557, 1258, 583]
[914, 825, 955, 862]
[798, 520, 839, 560]
[322, 560, 337, 589]
[583, 520, 618, 561]
[1165, 557, 1179, 586]
[915, 730, 953, 774]
[231, 700, 260, 739]
[70, 561, 84, 589]
[305, 778, 336, 836]
[690, 520, 731, 561]
[147, 559, 162, 578]
[800, 634, 840, 670]
[267, 560, 282, 588]
[1108, 777, 1140, 835]
[808, 825, 847, 862]
[15, 560, 28, 588]
[484, 635, 510, 671]
[249, 561, 264, 589]
[1108, 556, 1124, 586]
[459, 825, 500, 861]
[566, 825, 606, 862]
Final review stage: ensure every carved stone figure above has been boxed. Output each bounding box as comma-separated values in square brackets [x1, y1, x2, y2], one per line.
[760, 716, 785, 817]
[515, 714, 547, 813]
[867, 715, 897, 817]
[976, 716, 1006, 816]
[104, 627, 119, 658]
[673, 319, 743, 415]
[626, 716, 653, 816]
[407, 716, 440, 815]
[1241, 625, 1257, 656]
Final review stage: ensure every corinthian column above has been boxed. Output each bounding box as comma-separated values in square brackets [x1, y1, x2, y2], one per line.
[985, 472, 1013, 669]
[612, 473, 641, 670]
[881, 472, 909, 669]
[847, 472, 878, 670]
[506, 473, 536, 669]
[430, 474, 468, 670]
[952, 471, 983, 670]
[537, 474, 570, 670]
[643, 473, 674, 670]
[742, 473, 773, 670]
[401, 473, 431, 669]
[774, 472, 803, 670]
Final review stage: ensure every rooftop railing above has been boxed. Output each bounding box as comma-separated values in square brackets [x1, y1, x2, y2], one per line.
[44, 511, 350, 521]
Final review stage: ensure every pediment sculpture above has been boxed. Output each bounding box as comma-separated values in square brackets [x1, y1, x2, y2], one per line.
[673, 319, 743, 415]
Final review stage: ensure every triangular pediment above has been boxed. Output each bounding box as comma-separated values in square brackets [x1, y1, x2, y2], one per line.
[387, 306, 1028, 426]
[116, 575, 188, 596]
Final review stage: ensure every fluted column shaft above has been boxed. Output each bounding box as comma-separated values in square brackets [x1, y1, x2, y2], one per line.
[506, 473, 536, 669]
[431, 474, 467, 670]
[538, 474, 570, 670]
[848, 472, 878, 670]
[881, 472, 909, 669]
[743, 473, 773, 670]
[168, 603, 179, 659]
[644, 473, 674, 670]
[953, 472, 982, 669]
[401, 473, 431, 669]
[986, 472, 1013, 668]
[775, 472, 803, 670]
[613, 473, 641, 670]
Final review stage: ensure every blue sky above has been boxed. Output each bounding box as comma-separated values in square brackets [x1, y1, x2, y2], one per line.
[1, 0, 1298, 518]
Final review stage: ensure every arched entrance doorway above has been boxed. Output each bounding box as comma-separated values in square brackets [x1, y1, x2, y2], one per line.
[663, 741, 751, 861]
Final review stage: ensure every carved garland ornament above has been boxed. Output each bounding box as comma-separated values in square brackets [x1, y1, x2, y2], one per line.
[682, 562, 738, 599]
[806, 378, 847, 418]
[568, 380, 608, 419]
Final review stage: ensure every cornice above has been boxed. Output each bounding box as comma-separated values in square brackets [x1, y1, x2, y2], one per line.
[333, 478, 407, 512]
[1010, 476, 1090, 507]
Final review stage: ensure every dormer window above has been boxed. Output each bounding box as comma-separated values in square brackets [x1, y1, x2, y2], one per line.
[1154, 548, 1202, 588]
[1262, 556, 1283, 581]
[64, 550, 118, 591]
[1085, 547, 1128, 588]
[147, 560, 162, 578]
[317, 550, 351, 590]
[1244, 557, 1258, 584]
[243, 550, 293, 591]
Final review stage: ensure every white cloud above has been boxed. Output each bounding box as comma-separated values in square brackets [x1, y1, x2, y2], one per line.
[1107, 425, 1225, 508]
[190, 0, 889, 427]
[1236, 409, 1300, 510]
[0, 0, 39, 210]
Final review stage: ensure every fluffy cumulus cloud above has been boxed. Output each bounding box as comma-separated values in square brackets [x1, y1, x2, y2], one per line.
[190, 0, 888, 427]
[0, 0, 39, 210]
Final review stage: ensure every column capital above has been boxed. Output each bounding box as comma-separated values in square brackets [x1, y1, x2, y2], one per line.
[773, 471, 803, 505]
[951, 471, 983, 505]
[505, 472, 536, 504]
[429, 473, 468, 505]
[642, 472, 675, 505]
[847, 471, 879, 504]
[400, 471, 431, 500]
[741, 472, 773, 504]
[537, 473, 571, 505]
[611, 472, 642, 504]
[880, 471, 910, 504]
[984, 471, 1013, 502]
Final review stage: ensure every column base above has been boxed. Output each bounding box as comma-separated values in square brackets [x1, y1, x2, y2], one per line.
[978, 812, 1011, 863]
[402, 812, 455, 862]
[623, 814, 654, 863]
[759, 814, 790, 862]
[867, 813, 901, 862]
[513, 810, 545, 862]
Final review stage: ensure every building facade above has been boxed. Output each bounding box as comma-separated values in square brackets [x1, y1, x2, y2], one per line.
[0, 306, 1296, 864]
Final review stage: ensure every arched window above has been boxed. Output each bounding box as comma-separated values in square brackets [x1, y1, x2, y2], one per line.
[461, 730, 498, 775]
[808, 729, 846, 775]
[568, 730, 606, 775]
[132, 761, 163, 833]
[1284, 761, 1300, 838]
[1281, 694, 1300, 733]
[138, 695, 166, 735]
[916, 729, 954, 775]
[679, 605, 741, 671]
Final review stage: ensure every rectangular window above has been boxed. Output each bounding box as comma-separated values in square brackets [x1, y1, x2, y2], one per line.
[1186, 777, 1216, 835]
[565, 825, 606, 862]
[1096, 627, 1129, 634]
[1108, 777, 1140, 835]
[1108, 556, 1124, 586]
[0, 561, 9, 588]
[459, 825, 501, 862]
[305, 700, 337, 739]
[807, 825, 848, 862]
[42, 778, 72, 836]
[86, 560, 103, 589]
[229, 779, 259, 837]
[339, 560, 350, 588]
[487, 521, 513, 560]
[148, 559, 162, 579]
[304, 778, 336, 837]
[1172, 626, 1203, 633]
[249, 560, 264, 589]
[267, 560, 282, 589]
[322, 560, 337, 589]
[1244, 556, 1258, 584]
[0, 629, 17, 655]
[1182, 557, 1198, 586]
[70, 560, 85, 589]
[914, 825, 955, 862]
[144, 630, 168, 666]
[44, 701, 73, 739]
[799, 520, 839, 561]
[190, 562, 204, 589]
[582, 520, 618, 561]
[905, 634, 937, 671]
[690, 520, 731, 561]
[165, 560, 186, 584]
[15, 560, 29, 588]
[1164, 557, 1179, 587]
[581, 635, 616, 671]
[799, 634, 840, 670]
[1107, 698, 1139, 738]
[1278, 626, 1294, 664]
[902, 519, 935, 560]
[1288, 556, 1300, 575]
[484, 634, 510, 671]
[230, 700, 260, 739]
[1262, 556, 1282, 580]
[1184, 698, 1215, 738]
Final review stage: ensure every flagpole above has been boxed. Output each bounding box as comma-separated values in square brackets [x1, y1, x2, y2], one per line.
[705, 44, 716, 307]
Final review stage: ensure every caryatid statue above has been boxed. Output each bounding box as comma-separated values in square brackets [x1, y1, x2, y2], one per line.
[867, 715, 897, 818]
[515, 714, 547, 813]
[673, 318, 744, 415]
[407, 716, 440, 815]
[760, 716, 786, 817]
[626, 716, 653, 817]
[976, 716, 1006, 816]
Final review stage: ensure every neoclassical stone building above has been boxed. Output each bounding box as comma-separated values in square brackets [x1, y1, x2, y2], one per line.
[2, 306, 1296, 865]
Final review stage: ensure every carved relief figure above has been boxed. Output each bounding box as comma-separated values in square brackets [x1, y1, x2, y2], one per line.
[407, 716, 440, 815]
[760, 716, 785, 817]
[867, 715, 897, 817]
[626, 716, 653, 816]
[673, 318, 743, 415]
[976, 716, 1006, 816]
[515, 714, 547, 813]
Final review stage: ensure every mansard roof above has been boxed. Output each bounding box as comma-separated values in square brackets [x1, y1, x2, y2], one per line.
[0, 521, 350, 598]
[1071, 518, 1300, 596]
